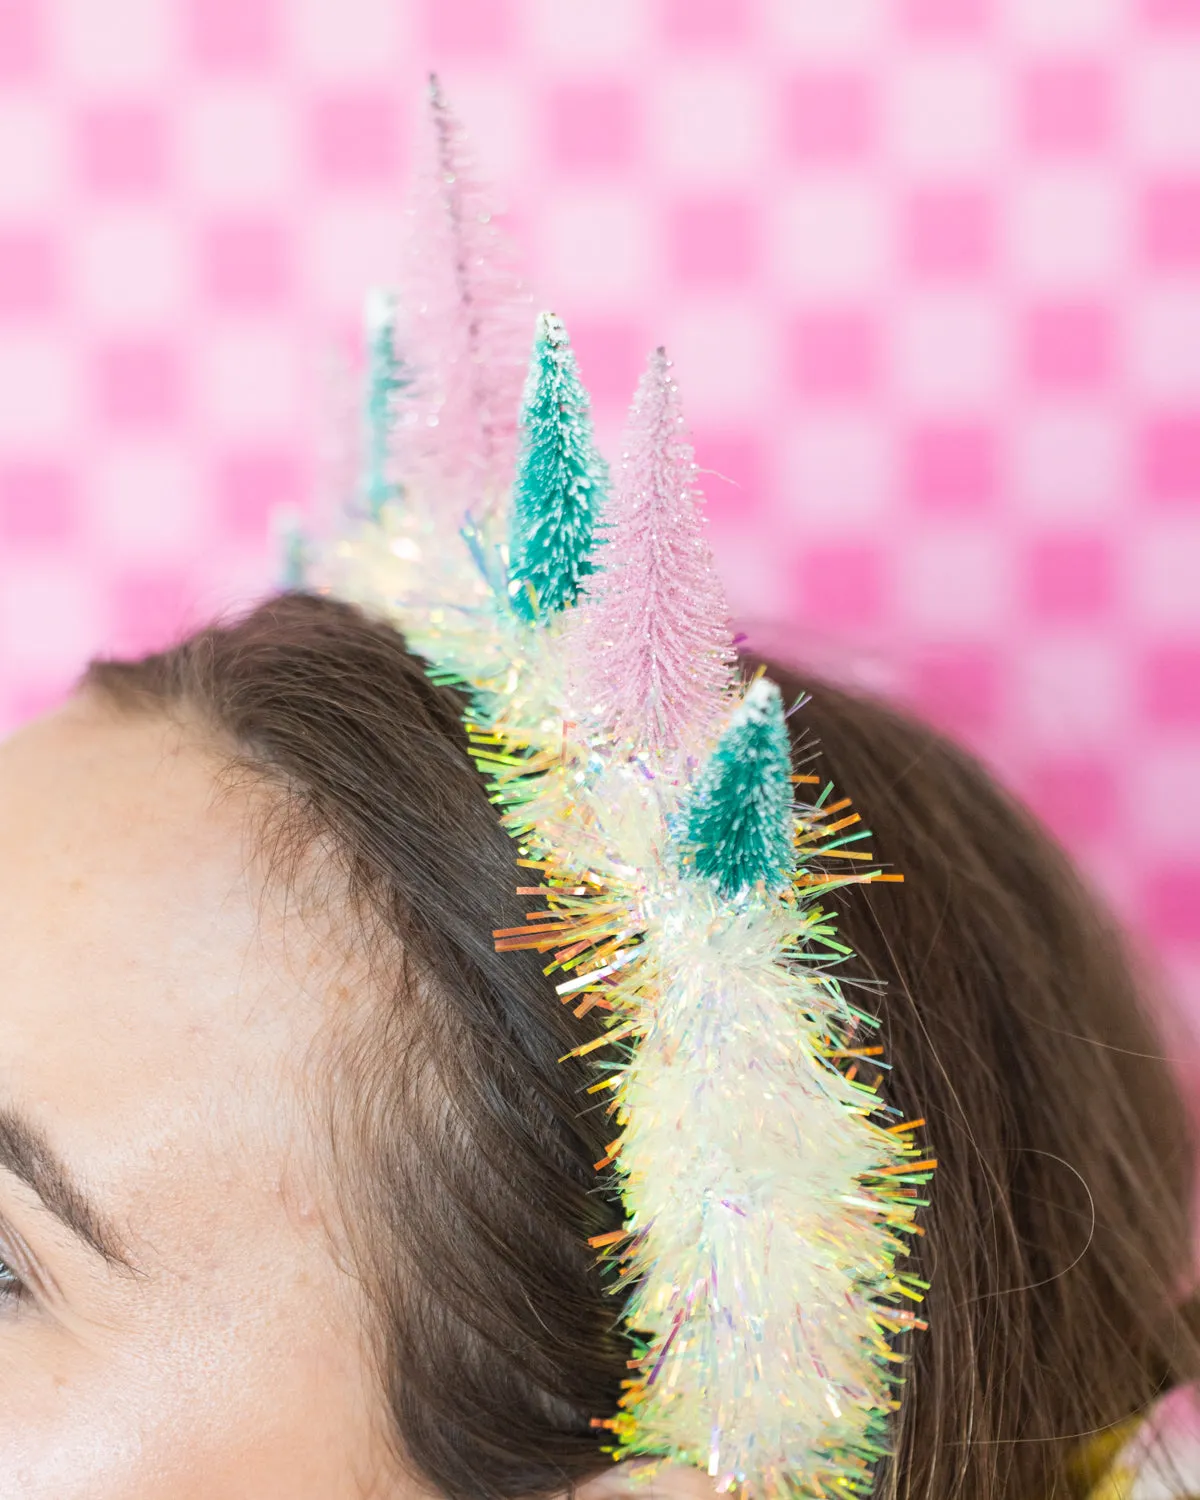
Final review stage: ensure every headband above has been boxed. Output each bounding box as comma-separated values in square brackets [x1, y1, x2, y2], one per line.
[310, 77, 933, 1500]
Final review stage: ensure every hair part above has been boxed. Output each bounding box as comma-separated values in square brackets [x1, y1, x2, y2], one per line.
[84, 593, 1199, 1500]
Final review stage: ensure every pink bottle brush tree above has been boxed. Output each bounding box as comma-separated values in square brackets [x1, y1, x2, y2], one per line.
[573, 347, 735, 756]
[396, 76, 532, 522]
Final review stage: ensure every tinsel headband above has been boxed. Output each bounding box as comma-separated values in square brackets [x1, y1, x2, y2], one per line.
[308, 77, 934, 1499]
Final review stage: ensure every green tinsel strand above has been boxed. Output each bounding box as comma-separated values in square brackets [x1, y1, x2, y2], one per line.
[682, 677, 795, 899]
[361, 287, 407, 518]
[508, 311, 607, 622]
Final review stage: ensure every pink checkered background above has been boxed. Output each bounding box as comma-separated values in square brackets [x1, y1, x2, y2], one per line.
[0, 0, 1198, 1023]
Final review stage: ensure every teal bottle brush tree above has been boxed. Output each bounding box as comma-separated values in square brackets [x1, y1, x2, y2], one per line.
[682, 676, 795, 899]
[360, 287, 407, 519]
[508, 311, 609, 623]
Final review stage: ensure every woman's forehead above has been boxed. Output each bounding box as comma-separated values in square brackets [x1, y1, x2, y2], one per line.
[0, 697, 240, 885]
[0, 699, 334, 1250]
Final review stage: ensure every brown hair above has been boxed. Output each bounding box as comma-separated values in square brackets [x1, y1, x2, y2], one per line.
[84, 591, 1198, 1500]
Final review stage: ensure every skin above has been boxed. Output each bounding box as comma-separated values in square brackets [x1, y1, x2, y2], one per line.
[0, 691, 711, 1500]
[0, 695, 395, 1497]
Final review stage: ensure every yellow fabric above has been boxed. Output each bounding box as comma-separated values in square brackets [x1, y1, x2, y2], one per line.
[1073, 1420, 1143, 1500]
[1086, 1461, 1139, 1500]
[1073, 1411, 1200, 1500]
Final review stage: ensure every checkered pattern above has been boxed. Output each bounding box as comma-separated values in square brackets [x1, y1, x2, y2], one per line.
[0, 0, 1198, 1023]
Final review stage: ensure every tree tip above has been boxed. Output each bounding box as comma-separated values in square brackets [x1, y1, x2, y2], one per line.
[738, 675, 783, 721]
[537, 309, 568, 347]
[364, 285, 397, 332]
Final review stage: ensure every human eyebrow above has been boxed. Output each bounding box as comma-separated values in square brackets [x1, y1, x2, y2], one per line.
[0, 1106, 137, 1272]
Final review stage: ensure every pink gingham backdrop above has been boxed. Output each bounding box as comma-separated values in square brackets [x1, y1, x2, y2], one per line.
[0, 0, 1198, 1019]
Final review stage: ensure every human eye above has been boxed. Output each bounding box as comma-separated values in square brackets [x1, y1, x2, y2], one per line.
[0, 1253, 27, 1305]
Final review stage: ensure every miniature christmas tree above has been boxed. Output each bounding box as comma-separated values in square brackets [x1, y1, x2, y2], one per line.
[272, 506, 309, 591]
[682, 677, 794, 898]
[397, 76, 531, 513]
[573, 347, 733, 753]
[360, 287, 406, 518]
[508, 311, 608, 622]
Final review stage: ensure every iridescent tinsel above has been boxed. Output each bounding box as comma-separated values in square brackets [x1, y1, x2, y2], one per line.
[311, 82, 932, 1500]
